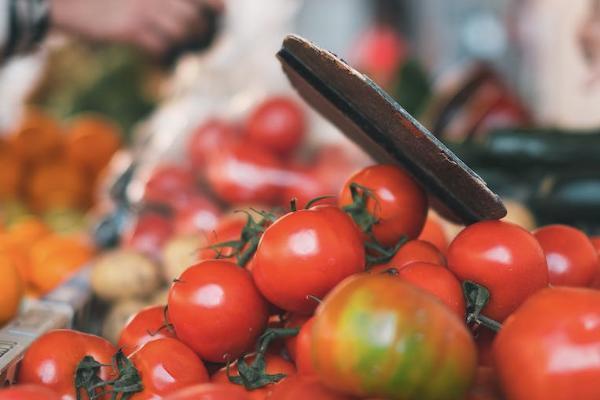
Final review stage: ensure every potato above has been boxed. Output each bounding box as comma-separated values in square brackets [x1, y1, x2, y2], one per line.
[162, 234, 203, 281]
[102, 298, 147, 344]
[91, 249, 162, 301]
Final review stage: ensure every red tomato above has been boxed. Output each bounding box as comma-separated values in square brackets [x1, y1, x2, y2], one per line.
[18, 330, 116, 400]
[129, 338, 209, 399]
[144, 165, 196, 206]
[418, 212, 449, 253]
[283, 314, 310, 361]
[165, 384, 251, 400]
[211, 354, 296, 400]
[118, 305, 176, 356]
[245, 97, 305, 156]
[252, 205, 365, 314]
[188, 119, 238, 170]
[294, 318, 316, 376]
[533, 225, 598, 287]
[391, 262, 465, 318]
[168, 260, 269, 363]
[197, 214, 247, 262]
[265, 375, 359, 400]
[174, 194, 221, 235]
[205, 141, 283, 206]
[447, 221, 548, 322]
[493, 287, 600, 400]
[371, 239, 446, 272]
[338, 164, 428, 247]
[0, 385, 61, 400]
[279, 166, 335, 209]
[590, 236, 600, 288]
[123, 212, 173, 260]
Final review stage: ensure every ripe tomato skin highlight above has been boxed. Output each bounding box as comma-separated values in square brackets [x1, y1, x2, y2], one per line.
[533, 225, 598, 287]
[294, 317, 316, 376]
[164, 384, 251, 400]
[168, 260, 269, 363]
[393, 262, 465, 318]
[372, 239, 446, 272]
[0, 385, 61, 400]
[129, 338, 209, 399]
[118, 305, 176, 356]
[447, 220, 548, 322]
[18, 330, 116, 400]
[338, 164, 428, 246]
[265, 375, 355, 400]
[312, 274, 476, 400]
[211, 354, 296, 400]
[252, 205, 365, 314]
[188, 119, 238, 170]
[493, 287, 600, 400]
[245, 97, 306, 156]
[205, 141, 283, 206]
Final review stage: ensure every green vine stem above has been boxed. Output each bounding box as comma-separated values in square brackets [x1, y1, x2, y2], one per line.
[226, 328, 299, 390]
[462, 280, 502, 332]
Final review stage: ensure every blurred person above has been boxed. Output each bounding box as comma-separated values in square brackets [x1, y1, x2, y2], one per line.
[0, 0, 223, 62]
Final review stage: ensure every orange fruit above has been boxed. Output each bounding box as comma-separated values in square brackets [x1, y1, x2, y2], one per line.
[0, 233, 31, 283]
[29, 235, 93, 294]
[26, 161, 90, 212]
[8, 217, 51, 246]
[0, 252, 24, 325]
[9, 107, 64, 165]
[0, 150, 23, 201]
[65, 114, 121, 176]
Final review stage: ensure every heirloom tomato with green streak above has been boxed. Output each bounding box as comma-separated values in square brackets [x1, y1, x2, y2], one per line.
[311, 274, 476, 400]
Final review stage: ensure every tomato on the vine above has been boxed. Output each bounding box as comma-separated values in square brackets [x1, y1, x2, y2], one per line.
[197, 214, 247, 262]
[174, 194, 221, 235]
[418, 212, 449, 253]
[265, 376, 354, 400]
[312, 274, 476, 400]
[168, 260, 269, 363]
[447, 220, 548, 322]
[493, 287, 600, 400]
[338, 164, 427, 247]
[118, 305, 176, 356]
[283, 314, 310, 361]
[252, 205, 365, 314]
[533, 224, 598, 287]
[123, 212, 173, 260]
[393, 261, 465, 318]
[0, 385, 61, 400]
[211, 354, 296, 400]
[129, 338, 209, 399]
[18, 330, 116, 400]
[165, 384, 251, 400]
[144, 165, 196, 206]
[244, 97, 305, 156]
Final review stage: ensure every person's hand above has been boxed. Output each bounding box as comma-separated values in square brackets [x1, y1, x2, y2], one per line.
[50, 0, 224, 56]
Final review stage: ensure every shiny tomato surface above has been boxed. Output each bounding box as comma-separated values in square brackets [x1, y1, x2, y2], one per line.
[265, 376, 355, 400]
[312, 274, 476, 400]
[447, 220, 548, 321]
[164, 384, 251, 400]
[18, 330, 116, 400]
[338, 164, 427, 246]
[252, 205, 365, 314]
[168, 260, 269, 363]
[118, 305, 176, 356]
[493, 287, 600, 400]
[129, 338, 209, 399]
[0, 385, 61, 400]
[373, 239, 446, 271]
[533, 225, 598, 287]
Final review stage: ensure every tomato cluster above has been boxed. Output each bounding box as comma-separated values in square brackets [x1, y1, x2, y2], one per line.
[4, 97, 600, 400]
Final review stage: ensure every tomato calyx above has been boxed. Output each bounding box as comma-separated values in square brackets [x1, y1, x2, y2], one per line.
[365, 236, 408, 266]
[341, 182, 380, 233]
[463, 281, 502, 332]
[147, 305, 175, 337]
[226, 327, 299, 390]
[74, 350, 143, 400]
[207, 210, 277, 267]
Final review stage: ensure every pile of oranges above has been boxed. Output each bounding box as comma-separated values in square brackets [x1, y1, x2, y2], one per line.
[0, 107, 121, 326]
